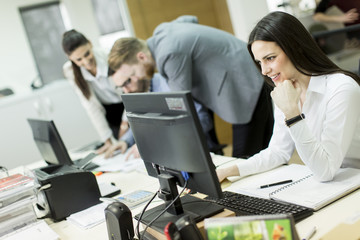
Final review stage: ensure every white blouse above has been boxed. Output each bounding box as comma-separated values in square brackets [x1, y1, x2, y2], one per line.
[63, 48, 123, 142]
[237, 73, 360, 181]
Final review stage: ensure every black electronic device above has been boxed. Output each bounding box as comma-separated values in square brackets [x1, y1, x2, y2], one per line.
[164, 215, 204, 240]
[121, 91, 224, 233]
[175, 215, 204, 240]
[34, 165, 101, 221]
[105, 202, 134, 240]
[27, 118, 98, 170]
[205, 191, 313, 223]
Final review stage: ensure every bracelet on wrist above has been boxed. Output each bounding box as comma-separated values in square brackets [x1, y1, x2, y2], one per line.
[285, 113, 305, 127]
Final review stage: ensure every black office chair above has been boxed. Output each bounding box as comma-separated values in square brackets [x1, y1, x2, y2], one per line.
[309, 23, 347, 55]
[311, 23, 360, 74]
[311, 23, 360, 54]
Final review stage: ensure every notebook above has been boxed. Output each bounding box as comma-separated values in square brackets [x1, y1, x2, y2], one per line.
[231, 164, 360, 211]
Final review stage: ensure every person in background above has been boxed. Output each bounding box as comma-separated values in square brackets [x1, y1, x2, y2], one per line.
[217, 11, 360, 183]
[62, 29, 128, 154]
[313, 0, 360, 27]
[107, 15, 274, 159]
[105, 69, 221, 159]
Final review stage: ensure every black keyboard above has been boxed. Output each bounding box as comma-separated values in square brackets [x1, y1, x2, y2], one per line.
[205, 191, 313, 223]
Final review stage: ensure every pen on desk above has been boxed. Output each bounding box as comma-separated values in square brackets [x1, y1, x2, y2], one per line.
[302, 226, 316, 240]
[260, 179, 293, 189]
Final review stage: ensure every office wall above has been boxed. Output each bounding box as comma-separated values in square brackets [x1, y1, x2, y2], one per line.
[0, 0, 102, 95]
[227, 0, 269, 42]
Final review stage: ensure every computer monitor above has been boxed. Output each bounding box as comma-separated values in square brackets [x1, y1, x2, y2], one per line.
[122, 91, 224, 232]
[27, 119, 99, 174]
[27, 118, 73, 166]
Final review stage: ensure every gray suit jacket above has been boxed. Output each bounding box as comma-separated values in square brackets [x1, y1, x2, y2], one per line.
[147, 16, 265, 124]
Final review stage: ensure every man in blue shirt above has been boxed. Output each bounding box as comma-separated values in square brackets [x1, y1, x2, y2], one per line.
[108, 16, 274, 159]
[106, 72, 221, 158]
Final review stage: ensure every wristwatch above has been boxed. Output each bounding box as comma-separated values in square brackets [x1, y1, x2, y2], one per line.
[285, 113, 305, 127]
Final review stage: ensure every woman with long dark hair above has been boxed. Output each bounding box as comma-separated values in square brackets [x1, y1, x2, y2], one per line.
[62, 29, 130, 155]
[217, 11, 360, 182]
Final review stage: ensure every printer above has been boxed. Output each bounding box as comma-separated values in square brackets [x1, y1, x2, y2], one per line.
[34, 164, 101, 221]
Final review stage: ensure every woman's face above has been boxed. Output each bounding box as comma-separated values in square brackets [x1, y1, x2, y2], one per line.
[251, 40, 299, 86]
[68, 42, 96, 72]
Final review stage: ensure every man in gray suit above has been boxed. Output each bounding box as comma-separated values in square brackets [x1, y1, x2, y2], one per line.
[108, 16, 274, 158]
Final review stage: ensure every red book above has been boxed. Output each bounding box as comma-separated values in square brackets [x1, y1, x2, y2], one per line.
[0, 174, 34, 192]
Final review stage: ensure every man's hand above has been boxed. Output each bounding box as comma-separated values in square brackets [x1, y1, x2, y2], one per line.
[125, 144, 140, 160]
[103, 141, 128, 159]
[341, 8, 359, 24]
[95, 139, 112, 155]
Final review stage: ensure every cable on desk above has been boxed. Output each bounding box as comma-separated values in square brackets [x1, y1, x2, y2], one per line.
[135, 189, 160, 239]
[138, 180, 189, 240]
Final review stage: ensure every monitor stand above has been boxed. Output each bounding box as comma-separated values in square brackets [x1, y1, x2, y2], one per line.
[135, 174, 224, 233]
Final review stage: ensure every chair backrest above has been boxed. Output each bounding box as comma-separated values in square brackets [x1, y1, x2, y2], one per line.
[310, 23, 348, 54]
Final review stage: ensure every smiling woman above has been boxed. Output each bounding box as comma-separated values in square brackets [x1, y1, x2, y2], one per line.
[62, 30, 131, 156]
[217, 11, 360, 183]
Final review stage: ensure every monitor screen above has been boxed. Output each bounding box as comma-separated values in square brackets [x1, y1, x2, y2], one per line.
[27, 118, 72, 166]
[122, 91, 223, 232]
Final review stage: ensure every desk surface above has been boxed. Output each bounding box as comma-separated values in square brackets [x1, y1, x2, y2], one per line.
[224, 164, 360, 240]
[9, 155, 360, 240]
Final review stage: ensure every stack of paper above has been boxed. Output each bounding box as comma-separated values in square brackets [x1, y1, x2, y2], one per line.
[0, 220, 59, 240]
[92, 152, 144, 172]
[67, 203, 108, 229]
[0, 173, 39, 237]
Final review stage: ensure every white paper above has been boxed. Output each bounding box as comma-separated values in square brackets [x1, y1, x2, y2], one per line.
[66, 203, 108, 230]
[231, 164, 311, 199]
[270, 168, 360, 210]
[0, 220, 59, 240]
[92, 152, 144, 172]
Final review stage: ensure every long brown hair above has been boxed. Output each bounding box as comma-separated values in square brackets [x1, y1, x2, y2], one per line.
[62, 29, 91, 99]
[247, 11, 360, 87]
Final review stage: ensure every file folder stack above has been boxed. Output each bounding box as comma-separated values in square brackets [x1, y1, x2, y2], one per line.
[0, 173, 38, 237]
